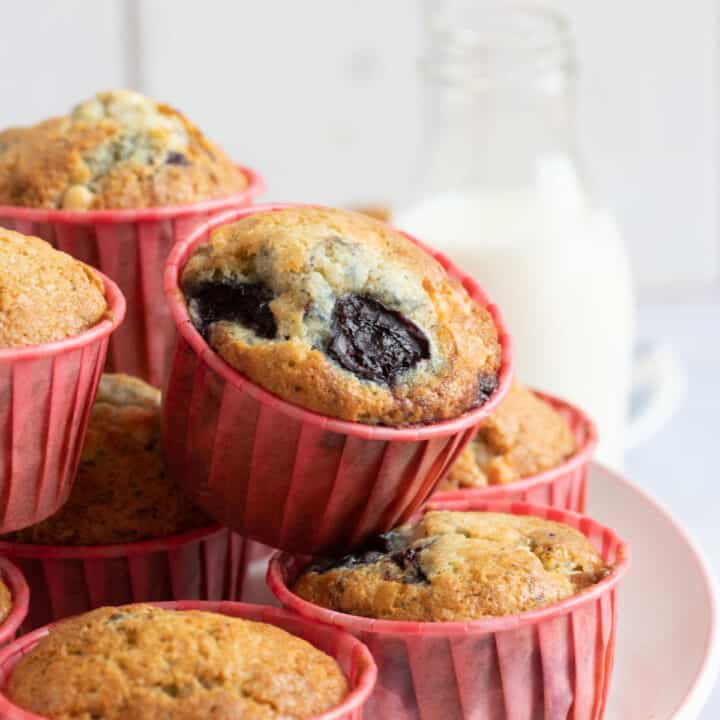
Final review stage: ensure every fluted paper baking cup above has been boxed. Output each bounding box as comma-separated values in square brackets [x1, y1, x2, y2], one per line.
[433, 390, 598, 512]
[0, 600, 377, 720]
[163, 203, 514, 554]
[0, 559, 28, 648]
[0, 525, 249, 633]
[0, 165, 264, 387]
[0, 272, 125, 533]
[269, 499, 630, 720]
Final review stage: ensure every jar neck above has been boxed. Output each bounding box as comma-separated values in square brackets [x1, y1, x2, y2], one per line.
[418, 4, 586, 199]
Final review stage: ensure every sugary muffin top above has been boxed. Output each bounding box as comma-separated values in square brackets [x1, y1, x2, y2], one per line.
[5, 374, 209, 545]
[0, 227, 107, 348]
[0, 578, 12, 624]
[0, 89, 247, 210]
[442, 382, 576, 489]
[6, 605, 349, 720]
[181, 207, 502, 426]
[293, 510, 608, 621]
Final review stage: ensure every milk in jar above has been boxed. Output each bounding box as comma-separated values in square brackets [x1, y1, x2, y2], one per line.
[404, 4, 635, 466]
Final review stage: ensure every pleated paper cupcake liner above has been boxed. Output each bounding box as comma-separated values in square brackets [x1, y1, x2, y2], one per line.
[0, 272, 126, 533]
[163, 204, 514, 554]
[0, 525, 249, 633]
[0, 600, 377, 720]
[0, 166, 264, 387]
[0, 560, 28, 649]
[433, 390, 598, 512]
[269, 499, 630, 720]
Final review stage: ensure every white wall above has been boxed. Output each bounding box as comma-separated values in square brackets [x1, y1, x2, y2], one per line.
[1, 0, 717, 296]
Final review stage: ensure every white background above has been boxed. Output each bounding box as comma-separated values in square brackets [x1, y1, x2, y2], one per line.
[1, 1, 719, 715]
[1, 0, 718, 295]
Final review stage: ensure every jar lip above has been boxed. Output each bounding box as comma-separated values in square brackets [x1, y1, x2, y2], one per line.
[425, 2, 571, 42]
[421, 2, 576, 94]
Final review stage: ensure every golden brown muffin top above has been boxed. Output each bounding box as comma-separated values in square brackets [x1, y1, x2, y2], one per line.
[294, 510, 608, 622]
[0, 578, 12, 624]
[181, 207, 502, 426]
[442, 382, 576, 489]
[0, 90, 247, 210]
[0, 228, 107, 348]
[5, 374, 209, 545]
[7, 605, 349, 720]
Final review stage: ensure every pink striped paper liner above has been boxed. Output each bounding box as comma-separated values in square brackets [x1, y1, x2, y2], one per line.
[0, 600, 376, 720]
[269, 499, 630, 720]
[0, 165, 264, 387]
[0, 272, 125, 533]
[0, 525, 250, 633]
[433, 390, 598, 512]
[0, 560, 28, 648]
[163, 203, 514, 555]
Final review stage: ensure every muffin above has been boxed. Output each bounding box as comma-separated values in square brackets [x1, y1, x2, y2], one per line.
[293, 510, 609, 621]
[441, 382, 576, 489]
[0, 578, 11, 625]
[0, 227, 106, 347]
[0, 89, 247, 210]
[5, 373, 208, 546]
[5, 604, 349, 720]
[181, 206, 502, 425]
[273, 502, 628, 720]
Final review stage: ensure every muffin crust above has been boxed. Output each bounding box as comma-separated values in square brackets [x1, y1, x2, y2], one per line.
[181, 207, 502, 426]
[7, 604, 349, 720]
[5, 374, 208, 545]
[0, 90, 247, 210]
[294, 510, 608, 621]
[0, 227, 106, 348]
[442, 383, 576, 489]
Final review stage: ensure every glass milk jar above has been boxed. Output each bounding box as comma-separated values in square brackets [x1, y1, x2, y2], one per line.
[396, 4, 635, 467]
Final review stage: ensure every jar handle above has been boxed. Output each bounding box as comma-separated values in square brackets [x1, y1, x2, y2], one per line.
[625, 342, 686, 449]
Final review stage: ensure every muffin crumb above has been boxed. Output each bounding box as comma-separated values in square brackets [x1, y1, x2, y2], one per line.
[0, 227, 106, 348]
[442, 382, 576, 489]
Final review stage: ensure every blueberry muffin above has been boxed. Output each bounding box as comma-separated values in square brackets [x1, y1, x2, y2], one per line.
[441, 382, 576, 489]
[294, 510, 608, 621]
[0, 90, 247, 210]
[6, 604, 349, 720]
[5, 374, 208, 545]
[0, 578, 12, 624]
[0, 227, 106, 347]
[181, 207, 502, 426]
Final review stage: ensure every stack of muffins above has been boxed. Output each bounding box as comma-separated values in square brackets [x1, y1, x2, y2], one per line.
[0, 90, 629, 720]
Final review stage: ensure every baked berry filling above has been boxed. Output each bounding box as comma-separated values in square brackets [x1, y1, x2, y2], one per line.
[184, 280, 277, 340]
[308, 529, 431, 585]
[477, 373, 499, 404]
[165, 151, 190, 166]
[327, 294, 430, 385]
[387, 545, 430, 584]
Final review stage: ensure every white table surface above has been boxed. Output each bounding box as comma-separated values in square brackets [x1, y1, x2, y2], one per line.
[626, 298, 720, 718]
